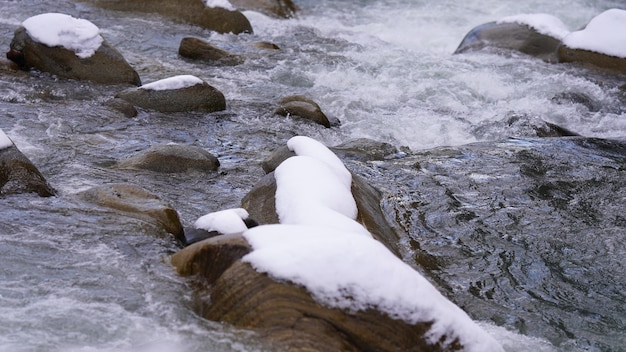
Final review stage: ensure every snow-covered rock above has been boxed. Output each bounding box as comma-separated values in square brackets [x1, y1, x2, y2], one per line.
[558, 9, 626, 73]
[115, 75, 226, 113]
[172, 136, 503, 351]
[7, 13, 140, 85]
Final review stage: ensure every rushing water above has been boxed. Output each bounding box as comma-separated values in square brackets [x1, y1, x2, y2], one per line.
[0, 0, 624, 351]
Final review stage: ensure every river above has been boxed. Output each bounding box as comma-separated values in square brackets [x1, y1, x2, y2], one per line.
[0, 0, 624, 351]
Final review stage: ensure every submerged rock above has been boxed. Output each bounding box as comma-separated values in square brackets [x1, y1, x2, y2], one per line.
[274, 95, 336, 128]
[454, 21, 562, 62]
[116, 143, 220, 173]
[115, 75, 226, 113]
[178, 37, 243, 66]
[0, 132, 55, 197]
[471, 114, 579, 140]
[86, 0, 253, 34]
[7, 14, 140, 85]
[78, 183, 184, 242]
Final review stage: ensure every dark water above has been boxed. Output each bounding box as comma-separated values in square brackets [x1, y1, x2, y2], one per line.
[0, 0, 625, 351]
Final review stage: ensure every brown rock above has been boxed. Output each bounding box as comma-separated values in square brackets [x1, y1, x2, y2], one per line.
[178, 37, 243, 66]
[274, 95, 331, 128]
[117, 143, 220, 173]
[0, 144, 55, 197]
[8, 27, 141, 85]
[87, 0, 253, 34]
[558, 45, 626, 74]
[228, 0, 298, 18]
[78, 183, 184, 242]
[115, 80, 226, 113]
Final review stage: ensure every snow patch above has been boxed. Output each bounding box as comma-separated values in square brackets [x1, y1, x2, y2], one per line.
[497, 13, 570, 40]
[194, 208, 249, 234]
[141, 75, 204, 91]
[204, 0, 235, 10]
[22, 13, 103, 59]
[0, 129, 14, 150]
[240, 135, 503, 351]
[562, 8, 626, 58]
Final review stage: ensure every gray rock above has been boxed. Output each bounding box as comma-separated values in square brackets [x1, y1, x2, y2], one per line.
[0, 144, 55, 197]
[178, 37, 243, 66]
[115, 80, 226, 113]
[117, 143, 220, 173]
[8, 27, 140, 85]
[454, 22, 562, 62]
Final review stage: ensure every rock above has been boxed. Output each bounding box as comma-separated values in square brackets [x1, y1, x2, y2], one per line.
[557, 46, 626, 73]
[0, 142, 55, 197]
[171, 234, 460, 352]
[252, 41, 281, 50]
[8, 24, 141, 85]
[86, 0, 253, 34]
[331, 138, 405, 162]
[228, 0, 298, 18]
[105, 98, 138, 117]
[78, 183, 184, 242]
[116, 143, 220, 173]
[551, 92, 600, 112]
[178, 37, 243, 66]
[244, 145, 403, 256]
[454, 21, 562, 62]
[115, 75, 226, 113]
[274, 95, 334, 128]
[471, 113, 579, 140]
[557, 9, 626, 74]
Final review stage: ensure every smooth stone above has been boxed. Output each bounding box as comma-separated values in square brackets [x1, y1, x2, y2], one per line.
[558, 45, 626, 74]
[454, 22, 562, 62]
[78, 183, 184, 242]
[274, 95, 332, 128]
[0, 145, 55, 197]
[229, 0, 298, 18]
[115, 81, 226, 113]
[178, 37, 243, 66]
[116, 143, 220, 173]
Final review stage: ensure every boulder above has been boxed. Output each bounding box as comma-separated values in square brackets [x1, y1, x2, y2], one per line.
[8, 20, 140, 85]
[115, 75, 226, 113]
[557, 9, 626, 74]
[244, 144, 403, 257]
[228, 0, 298, 18]
[171, 234, 460, 352]
[454, 21, 562, 62]
[86, 0, 253, 34]
[557, 46, 626, 73]
[274, 95, 336, 128]
[0, 134, 55, 197]
[178, 37, 243, 66]
[78, 183, 184, 242]
[332, 138, 406, 162]
[116, 143, 220, 173]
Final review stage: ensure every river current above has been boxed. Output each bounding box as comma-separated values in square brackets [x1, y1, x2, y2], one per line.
[0, 0, 624, 351]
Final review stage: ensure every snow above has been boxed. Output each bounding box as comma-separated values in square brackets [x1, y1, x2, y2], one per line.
[194, 208, 249, 234]
[562, 8, 626, 58]
[240, 135, 503, 351]
[497, 13, 570, 40]
[22, 13, 103, 59]
[204, 0, 235, 10]
[140, 75, 204, 91]
[0, 129, 13, 150]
